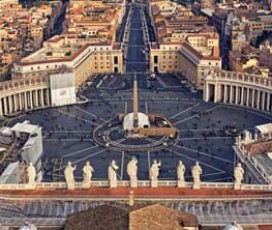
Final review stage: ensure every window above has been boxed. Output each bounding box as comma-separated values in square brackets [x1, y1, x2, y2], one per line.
[154, 55, 158, 64]
[114, 56, 118, 64]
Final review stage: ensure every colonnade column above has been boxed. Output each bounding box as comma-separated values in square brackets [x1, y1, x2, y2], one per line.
[252, 89, 255, 108]
[256, 90, 260, 109]
[223, 85, 227, 103]
[24, 92, 27, 109]
[40, 89, 44, 106]
[3, 98, 7, 114]
[240, 87, 244, 106]
[30, 91, 33, 109]
[46, 89, 50, 106]
[204, 83, 209, 102]
[214, 84, 218, 103]
[14, 94, 18, 112]
[35, 90, 38, 107]
[0, 99, 3, 116]
[266, 93, 271, 112]
[261, 92, 265, 111]
[230, 85, 233, 103]
[18, 93, 22, 110]
[8, 96, 12, 114]
[235, 86, 239, 104]
[246, 88, 250, 107]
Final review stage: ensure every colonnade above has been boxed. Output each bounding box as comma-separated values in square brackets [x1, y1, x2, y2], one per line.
[204, 70, 272, 113]
[0, 77, 51, 116]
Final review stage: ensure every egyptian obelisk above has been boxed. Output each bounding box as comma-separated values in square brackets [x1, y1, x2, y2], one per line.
[133, 76, 139, 130]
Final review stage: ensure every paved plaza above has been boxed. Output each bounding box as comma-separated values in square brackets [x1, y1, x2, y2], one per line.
[7, 73, 272, 183]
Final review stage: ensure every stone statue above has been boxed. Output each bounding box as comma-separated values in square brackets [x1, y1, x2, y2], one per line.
[108, 160, 119, 188]
[192, 161, 202, 189]
[27, 162, 36, 186]
[64, 161, 76, 190]
[234, 163, 244, 190]
[177, 160, 185, 187]
[127, 156, 138, 188]
[21, 222, 37, 230]
[82, 161, 94, 188]
[150, 159, 161, 188]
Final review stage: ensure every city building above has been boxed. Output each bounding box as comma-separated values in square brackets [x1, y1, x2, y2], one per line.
[149, 0, 221, 89]
[259, 40, 272, 72]
[228, 45, 269, 77]
[11, 36, 123, 87]
[179, 37, 221, 89]
[234, 123, 272, 184]
[0, 120, 43, 183]
[65, 0, 125, 43]
[0, 0, 64, 80]
[10, 0, 125, 87]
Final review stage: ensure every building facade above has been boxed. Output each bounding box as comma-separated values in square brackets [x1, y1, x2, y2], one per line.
[12, 37, 123, 88]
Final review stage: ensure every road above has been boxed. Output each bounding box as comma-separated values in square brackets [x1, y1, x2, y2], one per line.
[124, 3, 149, 89]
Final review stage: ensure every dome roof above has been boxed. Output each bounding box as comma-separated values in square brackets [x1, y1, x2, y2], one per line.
[123, 112, 150, 131]
[224, 223, 244, 230]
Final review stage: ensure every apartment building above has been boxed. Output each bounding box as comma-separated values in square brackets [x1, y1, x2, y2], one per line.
[149, 0, 221, 89]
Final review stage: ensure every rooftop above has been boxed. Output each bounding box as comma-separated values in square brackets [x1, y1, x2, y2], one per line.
[65, 204, 198, 230]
